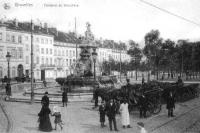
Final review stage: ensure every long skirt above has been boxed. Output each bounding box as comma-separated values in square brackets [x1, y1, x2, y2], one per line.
[39, 115, 53, 132]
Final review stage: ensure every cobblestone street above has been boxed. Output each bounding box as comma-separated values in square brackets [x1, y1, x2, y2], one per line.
[0, 95, 199, 133]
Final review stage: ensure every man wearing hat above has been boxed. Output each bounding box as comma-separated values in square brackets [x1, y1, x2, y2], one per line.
[41, 91, 50, 107]
[105, 99, 119, 131]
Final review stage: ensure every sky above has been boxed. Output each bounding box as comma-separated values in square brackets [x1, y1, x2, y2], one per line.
[1, 0, 200, 47]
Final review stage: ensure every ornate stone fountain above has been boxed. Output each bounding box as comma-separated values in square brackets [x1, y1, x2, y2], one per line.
[74, 22, 99, 77]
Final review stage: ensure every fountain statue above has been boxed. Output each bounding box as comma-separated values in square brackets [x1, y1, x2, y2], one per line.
[74, 22, 99, 77]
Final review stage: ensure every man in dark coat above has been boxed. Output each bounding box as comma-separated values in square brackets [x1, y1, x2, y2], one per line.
[166, 91, 175, 117]
[138, 93, 147, 118]
[62, 88, 68, 107]
[41, 91, 49, 107]
[105, 99, 119, 131]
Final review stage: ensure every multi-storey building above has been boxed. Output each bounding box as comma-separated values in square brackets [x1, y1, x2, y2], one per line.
[0, 19, 130, 80]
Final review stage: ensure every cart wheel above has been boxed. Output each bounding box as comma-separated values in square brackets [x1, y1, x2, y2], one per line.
[181, 93, 190, 102]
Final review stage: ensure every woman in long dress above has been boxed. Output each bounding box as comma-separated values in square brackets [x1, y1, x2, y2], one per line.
[38, 105, 53, 132]
[120, 99, 131, 128]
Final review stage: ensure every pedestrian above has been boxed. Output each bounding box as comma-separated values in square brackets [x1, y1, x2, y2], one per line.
[41, 91, 49, 107]
[105, 99, 119, 131]
[38, 104, 53, 132]
[142, 74, 145, 84]
[62, 88, 68, 107]
[166, 91, 175, 117]
[52, 106, 63, 130]
[99, 101, 106, 128]
[119, 99, 131, 128]
[137, 122, 148, 133]
[43, 80, 47, 87]
[138, 93, 147, 118]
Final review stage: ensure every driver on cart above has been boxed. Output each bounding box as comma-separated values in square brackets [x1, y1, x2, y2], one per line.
[176, 76, 183, 86]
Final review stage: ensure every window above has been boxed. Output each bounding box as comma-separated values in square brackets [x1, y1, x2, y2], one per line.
[50, 39, 52, 44]
[11, 49, 17, 59]
[25, 36, 28, 41]
[66, 50, 68, 56]
[26, 56, 29, 64]
[50, 58, 52, 65]
[36, 45, 40, 53]
[41, 57, 44, 64]
[37, 71, 39, 77]
[6, 34, 10, 41]
[58, 50, 61, 56]
[41, 38, 44, 44]
[66, 59, 68, 66]
[0, 33, 2, 40]
[50, 49, 52, 54]
[26, 44, 29, 51]
[18, 35, 22, 43]
[36, 37, 39, 43]
[54, 59, 57, 65]
[0, 48, 3, 59]
[46, 58, 48, 65]
[36, 56, 39, 64]
[69, 50, 72, 57]
[18, 47, 23, 59]
[73, 59, 75, 63]
[0, 67, 2, 78]
[45, 39, 48, 44]
[11, 35, 15, 42]
[62, 50, 64, 56]
[70, 59, 72, 65]
[12, 67, 16, 77]
[54, 49, 57, 56]
[41, 48, 44, 54]
[46, 48, 48, 54]
[73, 51, 75, 57]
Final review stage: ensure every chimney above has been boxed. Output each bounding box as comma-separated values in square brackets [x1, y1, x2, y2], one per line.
[44, 22, 49, 33]
[14, 18, 18, 27]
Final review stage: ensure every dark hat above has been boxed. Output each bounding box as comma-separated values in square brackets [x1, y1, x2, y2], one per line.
[137, 122, 144, 127]
[45, 91, 48, 94]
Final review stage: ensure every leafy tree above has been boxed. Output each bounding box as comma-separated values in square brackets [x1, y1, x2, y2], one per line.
[143, 30, 163, 79]
[127, 40, 142, 80]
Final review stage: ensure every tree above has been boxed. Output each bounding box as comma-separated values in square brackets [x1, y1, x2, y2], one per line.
[127, 40, 142, 80]
[143, 30, 163, 80]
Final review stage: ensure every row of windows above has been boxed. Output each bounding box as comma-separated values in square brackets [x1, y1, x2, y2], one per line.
[54, 49, 76, 57]
[41, 48, 53, 55]
[2, 33, 23, 43]
[0, 67, 16, 78]
[0, 32, 53, 45]
[37, 37, 53, 45]
[0, 48, 23, 59]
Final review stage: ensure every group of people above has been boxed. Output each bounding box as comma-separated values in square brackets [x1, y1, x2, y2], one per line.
[37, 89, 68, 132]
[98, 99, 131, 132]
[98, 98, 149, 132]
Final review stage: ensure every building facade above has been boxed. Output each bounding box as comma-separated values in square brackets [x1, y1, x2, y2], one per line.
[0, 19, 130, 80]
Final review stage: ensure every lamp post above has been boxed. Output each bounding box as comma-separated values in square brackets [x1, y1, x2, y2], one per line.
[92, 48, 98, 107]
[6, 52, 11, 97]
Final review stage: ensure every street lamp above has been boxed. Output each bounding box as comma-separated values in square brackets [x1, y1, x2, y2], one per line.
[92, 48, 98, 107]
[6, 52, 11, 97]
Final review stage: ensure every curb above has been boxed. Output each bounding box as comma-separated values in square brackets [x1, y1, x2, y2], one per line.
[0, 98, 12, 133]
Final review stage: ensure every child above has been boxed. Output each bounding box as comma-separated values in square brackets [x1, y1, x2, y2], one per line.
[137, 122, 148, 133]
[52, 106, 63, 130]
[99, 101, 106, 127]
